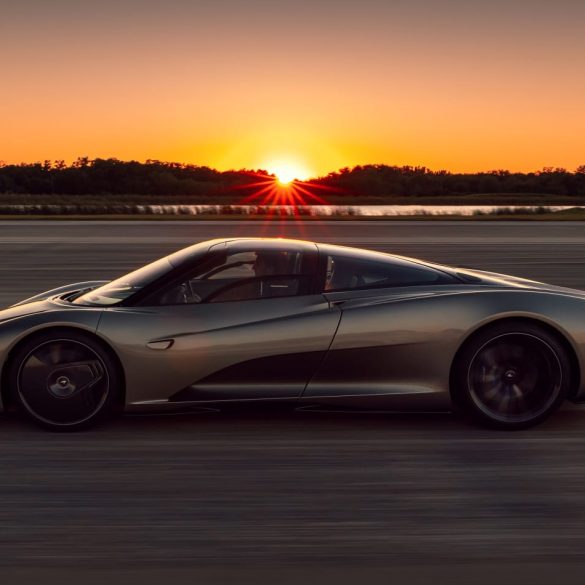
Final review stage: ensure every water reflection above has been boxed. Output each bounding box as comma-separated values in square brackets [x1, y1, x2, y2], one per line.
[1, 204, 581, 217]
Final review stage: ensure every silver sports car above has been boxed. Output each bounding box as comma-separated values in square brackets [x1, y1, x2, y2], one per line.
[1, 237, 584, 430]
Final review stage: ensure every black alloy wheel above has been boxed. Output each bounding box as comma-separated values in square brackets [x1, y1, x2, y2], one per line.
[453, 322, 570, 429]
[9, 330, 121, 430]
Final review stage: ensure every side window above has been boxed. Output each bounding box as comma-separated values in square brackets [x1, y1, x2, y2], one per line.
[157, 248, 309, 304]
[207, 275, 304, 303]
[324, 254, 454, 292]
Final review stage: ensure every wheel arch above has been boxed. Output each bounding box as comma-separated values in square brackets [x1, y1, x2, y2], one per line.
[449, 316, 581, 403]
[0, 325, 126, 410]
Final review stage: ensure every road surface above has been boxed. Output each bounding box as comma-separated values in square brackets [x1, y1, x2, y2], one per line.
[1, 220, 585, 584]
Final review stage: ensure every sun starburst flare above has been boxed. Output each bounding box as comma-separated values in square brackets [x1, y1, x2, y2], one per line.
[238, 173, 329, 208]
[230, 166, 340, 236]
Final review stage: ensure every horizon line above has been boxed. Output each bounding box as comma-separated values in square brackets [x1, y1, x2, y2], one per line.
[2, 157, 585, 180]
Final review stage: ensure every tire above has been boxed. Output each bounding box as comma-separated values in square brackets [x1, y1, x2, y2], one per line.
[8, 330, 121, 431]
[452, 321, 570, 430]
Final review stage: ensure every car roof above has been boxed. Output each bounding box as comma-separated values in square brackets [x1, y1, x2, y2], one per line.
[167, 237, 455, 275]
[223, 238, 318, 252]
[167, 237, 318, 267]
[169, 237, 424, 262]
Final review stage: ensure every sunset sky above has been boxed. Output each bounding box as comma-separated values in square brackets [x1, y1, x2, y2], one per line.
[2, 0, 585, 178]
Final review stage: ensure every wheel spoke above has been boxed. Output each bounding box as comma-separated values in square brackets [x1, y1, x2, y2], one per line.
[479, 348, 500, 369]
[511, 383, 523, 398]
[496, 385, 511, 412]
[49, 342, 64, 365]
[26, 354, 49, 370]
[482, 382, 503, 402]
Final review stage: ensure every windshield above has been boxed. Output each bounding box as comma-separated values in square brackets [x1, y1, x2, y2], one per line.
[71, 258, 172, 306]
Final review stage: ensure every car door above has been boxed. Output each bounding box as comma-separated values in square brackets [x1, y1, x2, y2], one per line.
[97, 242, 342, 406]
[303, 245, 461, 406]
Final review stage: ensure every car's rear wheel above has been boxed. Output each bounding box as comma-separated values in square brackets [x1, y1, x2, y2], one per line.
[9, 330, 121, 431]
[453, 322, 570, 429]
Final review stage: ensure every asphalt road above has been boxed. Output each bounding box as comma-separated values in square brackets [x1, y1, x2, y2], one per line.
[1, 220, 585, 584]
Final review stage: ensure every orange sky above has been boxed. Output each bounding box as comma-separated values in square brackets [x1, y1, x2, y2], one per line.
[2, 0, 585, 178]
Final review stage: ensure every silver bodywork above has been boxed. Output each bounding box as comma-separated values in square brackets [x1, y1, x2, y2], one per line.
[1, 238, 585, 413]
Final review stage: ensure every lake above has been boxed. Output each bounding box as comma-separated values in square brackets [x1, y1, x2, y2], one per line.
[0, 204, 582, 216]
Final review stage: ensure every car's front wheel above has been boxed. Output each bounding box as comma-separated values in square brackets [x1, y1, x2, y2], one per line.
[9, 330, 121, 431]
[452, 322, 570, 429]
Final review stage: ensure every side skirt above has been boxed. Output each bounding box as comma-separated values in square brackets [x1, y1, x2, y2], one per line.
[126, 390, 452, 414]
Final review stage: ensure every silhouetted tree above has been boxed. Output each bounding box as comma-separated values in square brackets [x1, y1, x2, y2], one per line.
[1, 159, 585, 199]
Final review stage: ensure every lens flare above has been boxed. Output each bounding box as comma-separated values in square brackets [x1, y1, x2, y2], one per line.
[230, 169, 342, 238]
[264, 160, 311, 185]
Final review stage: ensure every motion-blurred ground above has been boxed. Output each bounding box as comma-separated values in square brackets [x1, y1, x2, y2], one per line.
[1, 220, 585, 585]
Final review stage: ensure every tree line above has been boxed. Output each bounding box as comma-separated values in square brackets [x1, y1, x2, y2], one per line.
[1, 158, 585, 198]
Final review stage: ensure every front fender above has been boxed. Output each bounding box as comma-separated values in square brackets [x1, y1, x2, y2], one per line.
[0, 301, 104, 411]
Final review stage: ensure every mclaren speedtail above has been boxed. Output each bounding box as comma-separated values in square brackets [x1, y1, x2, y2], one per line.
[1, 237, 584, 430]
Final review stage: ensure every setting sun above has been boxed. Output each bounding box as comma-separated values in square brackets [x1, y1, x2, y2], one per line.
[264, 160, 312, 185]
